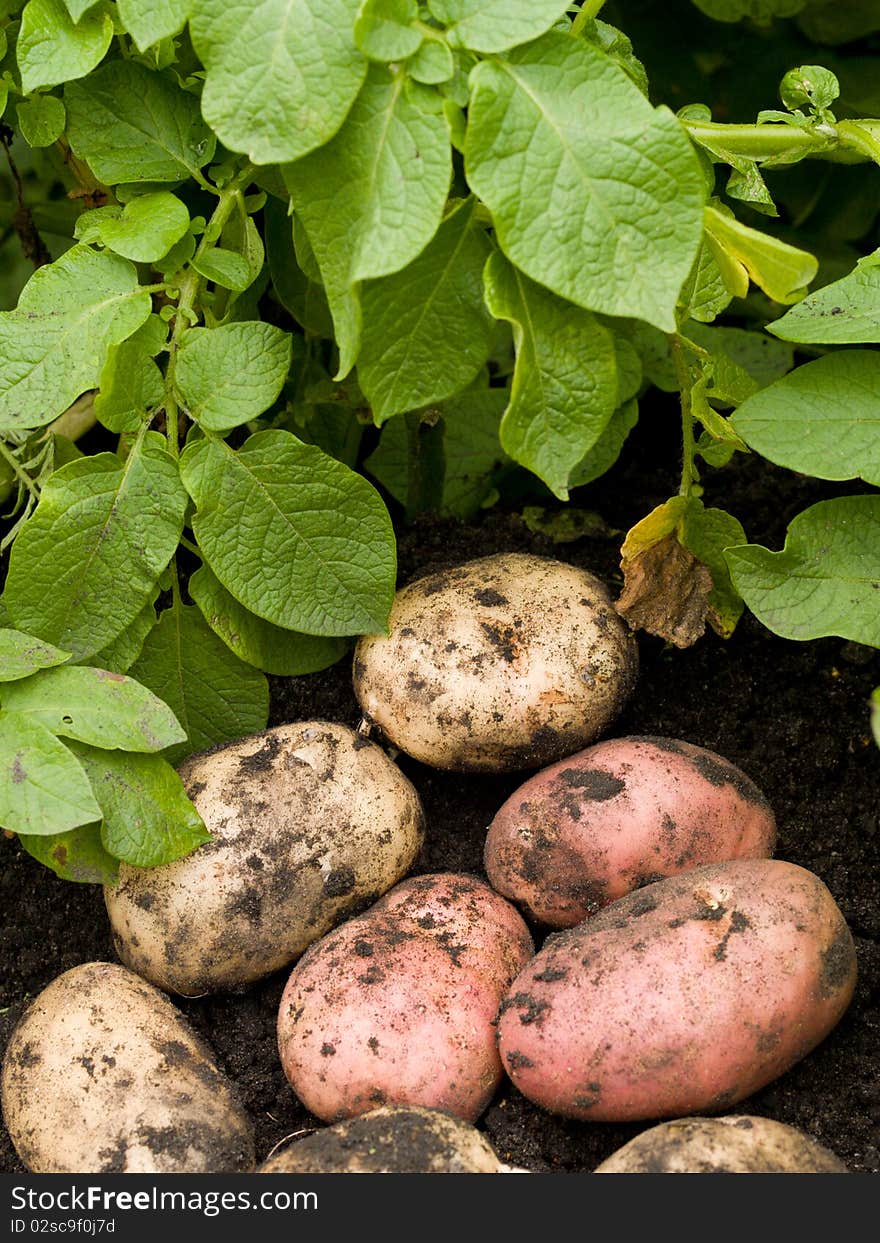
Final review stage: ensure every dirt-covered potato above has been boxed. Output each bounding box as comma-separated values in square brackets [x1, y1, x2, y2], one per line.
[105, 722, 424, 994]
[278, 873, 535, 1123]
[354, 553, 637, 772]
[0, 962, 254, 1173]
[594, 1116, 849, 1173]
[485, 736, 776, 927]
[498, 860, 856, 1121]
[258, 1106, 502, 1173]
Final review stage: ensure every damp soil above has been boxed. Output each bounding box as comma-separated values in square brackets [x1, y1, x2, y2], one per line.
[1, 402, 878, 1174]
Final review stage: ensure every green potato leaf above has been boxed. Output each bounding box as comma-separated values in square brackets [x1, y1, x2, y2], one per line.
[15, 95, 66, 147]
[427, 0, 570, 53]
[65, 61, 216, 183]
[704, 204, 819, 305]
[175, 322, 292, 432]
[78, 192, 190, 264]
[191, 0, 368, 165]
[768, 252, 880, 344]
[189, 565, 347, 676]
[180, 431, 396, 637]
[18, 0, 113, 93]
[62, 0, 101, 17]
[725, 496, 880, 645]
[285, 66, 451, 377]
[569, 398, 639, 490]
[18, 823, 119, 885]
[94, 338, 165, 435]
[0, 245, 152, 432]
[0, 630, 71, 682]
[0, 665, 186, 752]
[84, 596, 159, 675]
[465, 34, 705, 331]
[67, 740, 210, 868]
[679, 500, 746, 638]
[0, 711, 101, 836]
[117, 0, 190, 51]
[441, 382, 509, 518]
[4, 432, 188, 659]
[357, 198, 492, 423]
[129, 601, 269, 763]
[355, 0, 422, 62]
[731, 351, 880, 486]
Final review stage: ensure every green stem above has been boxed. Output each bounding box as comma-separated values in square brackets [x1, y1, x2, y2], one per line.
[0, 439, 40, 502]
[571, 0, 607, 35]
[178, 534, 202, 558]
[684, 120, 838, 161]
[669, 336, 698, 500]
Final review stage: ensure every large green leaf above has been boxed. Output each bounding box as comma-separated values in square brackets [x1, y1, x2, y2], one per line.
[768, 252, 880, 344]
[0, 712, 101, 836]
[0, 245, 151, 432]
[285, 65, 451, 376]
[731, 351, 880, 486]
[18, 0, 113, 93]
[117, 0, 190, 50]
[0, 630, 71, 683]
[68, 740, 210, 868]
[189, 565, 347, 676]
[569, 398, 639, 489]
[129, 602, 269, 763]
[18, 823, 119, 885]
[4, 432, 188, 659]
[175, 322, 292, 432]
[483, 252, 619, 500]
[427, 0, 570, 52]
[726, 496, 880, 645]
[0, 666, 186, 752]
[265, 198, 334, 338]
[357, 198, 492, 423]
[191, 0, 367, 164]
[465, 34, 704, 330]
[64, 61, 216, 183]
[85, 596, 159, 674]
[180, 431, 396, 636]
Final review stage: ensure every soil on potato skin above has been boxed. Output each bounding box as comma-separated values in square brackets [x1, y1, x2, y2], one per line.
[1, 401, 878, 1175]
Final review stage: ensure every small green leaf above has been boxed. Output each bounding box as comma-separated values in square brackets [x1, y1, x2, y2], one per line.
[175, 322, 291, 432]
[191, 247, 252, 292]
[725, 495, 880, 645]
[427, 0, 570, 53]
[68, 740, 210, 868]
[465, 34, 705, 331]
[117, 0, 190, 51]
[4, 432, 188, 659]
[94, 338, 165, 434]
[88, 192, 190, 263]
[768, 251, 880, 344]
[0, 630, 71, 682]
[189, 565, 347, 676]
[285, 65, 451, 377]
[15, 95, 66, 147]
[355, 0, 421, 61]
[685, 323, 794, 388]
[65, 61, 216, 183]
[191, 0, 368, 165]
[130, 602, 269, 762]
[483, 251, 619, 500]
[407, 35, 454, 84]
[704, 204, 818, 304]
[679, 239, 735, 324]
[357, 197, 492, 423]
[679, 500, 746, 637]
[0, 245, 151, 432]
[0, 665, 186, 752]
[731, 351, 880, 486]
[779, 65, 839, 113]
[179, 430, 396, 637]
[0, 712, 101, 836]
[18, 823, 119, 885]
[18, 0, 113, 93]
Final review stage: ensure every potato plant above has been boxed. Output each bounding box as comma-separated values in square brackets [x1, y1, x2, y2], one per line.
[0, 0, 878, 875]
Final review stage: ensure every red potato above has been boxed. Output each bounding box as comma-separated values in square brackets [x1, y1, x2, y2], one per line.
[497, 859, 856, 1122]
[277, 873, 534, 1123]
[485, 736, 776, 927]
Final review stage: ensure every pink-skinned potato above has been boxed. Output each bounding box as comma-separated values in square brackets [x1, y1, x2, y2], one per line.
[485, 736, 776, 927]
[497, 860, 856, 1122]
[278, 874, 534, 1123]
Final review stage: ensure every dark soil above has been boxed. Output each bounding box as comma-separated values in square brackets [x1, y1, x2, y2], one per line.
[2, 400, 878, 1174]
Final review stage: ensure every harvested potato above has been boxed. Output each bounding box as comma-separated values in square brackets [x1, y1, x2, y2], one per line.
[498, 860, 856, 1121]
[595, 1116, 848, 1173]
[258, 1106, 502, 1173]
[1, 962, 253, 1173]
[354, 553, 637, 772]
[278, 873, 534, 1123]
[105, 722, 424, 994]
[485, 736, 776, 927]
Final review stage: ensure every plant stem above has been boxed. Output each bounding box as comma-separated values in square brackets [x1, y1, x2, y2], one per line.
[669, 336, 698, 499]
[684, 119, 838, 161]
[178, 534, 202, 558]
[571, 0, 607, 35]
[0, 439, 40, 502]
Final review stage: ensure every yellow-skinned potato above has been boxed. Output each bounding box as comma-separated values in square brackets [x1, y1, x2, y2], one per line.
[105, 722, 425, 994]
[594, 1116, 848, 1173]
[1, 963, 254, 1173]
[258, 1106, 502, 1173]
[354, 553, 638, 772]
